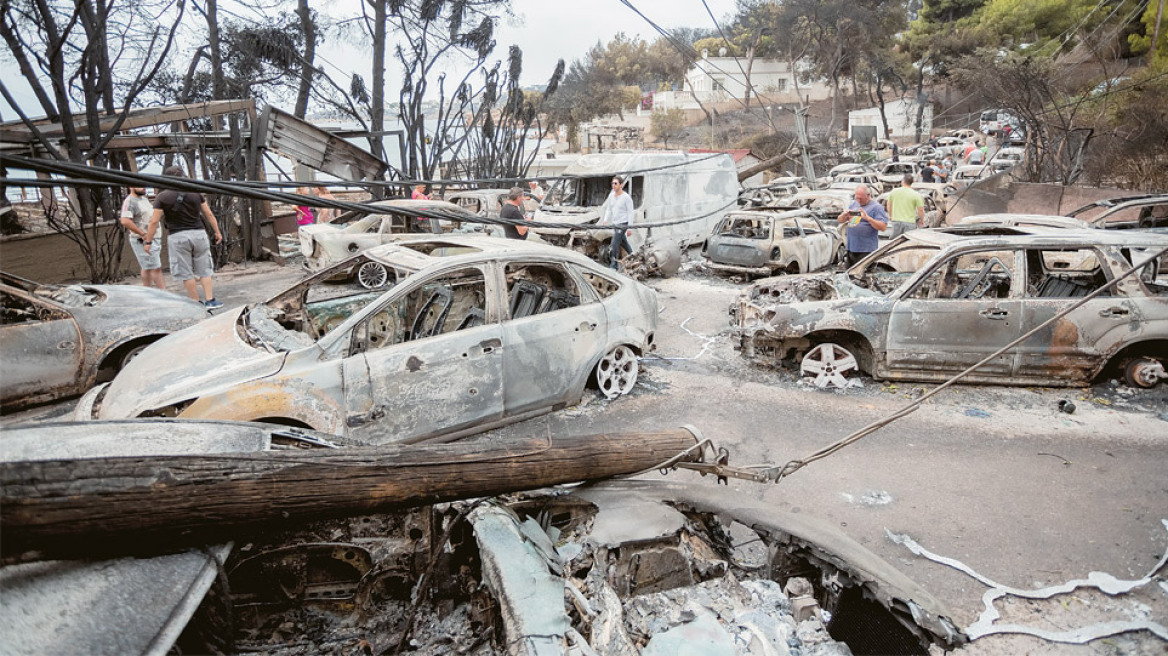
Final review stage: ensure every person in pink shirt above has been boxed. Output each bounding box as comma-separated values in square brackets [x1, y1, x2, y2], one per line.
[295, 187, 315, 226]
[411, 184, 430, 200]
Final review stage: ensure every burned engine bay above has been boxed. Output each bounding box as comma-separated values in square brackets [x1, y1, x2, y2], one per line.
[177, 483, 963, 655]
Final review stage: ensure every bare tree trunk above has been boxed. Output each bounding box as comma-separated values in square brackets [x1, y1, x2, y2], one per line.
[371, 0, 387, 198]
[294, 0, 315, 119]
[206, 0, 225, 102]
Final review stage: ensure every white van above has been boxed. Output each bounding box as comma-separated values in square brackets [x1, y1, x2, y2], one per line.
[531, 152, 739, 263]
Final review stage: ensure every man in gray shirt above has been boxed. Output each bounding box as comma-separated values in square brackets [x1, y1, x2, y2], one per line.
[600, 177, 634, 271]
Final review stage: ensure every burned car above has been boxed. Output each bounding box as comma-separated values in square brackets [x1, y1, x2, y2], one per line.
[1, 272, 208, 410]
[76, 236, 659, 442]
[1065, 194, 1168, 233]
[702, 209, 843, 277]
[298, 198, 478, 274]
[731, 230, 1168, 388]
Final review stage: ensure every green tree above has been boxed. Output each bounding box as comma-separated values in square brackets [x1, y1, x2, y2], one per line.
[650, 108, 687, 147]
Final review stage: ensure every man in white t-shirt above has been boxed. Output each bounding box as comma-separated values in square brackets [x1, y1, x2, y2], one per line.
[119, 187, 166, 289]
[599, 177, 634, 270]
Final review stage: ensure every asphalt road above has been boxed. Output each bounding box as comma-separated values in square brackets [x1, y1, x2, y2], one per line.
[4, 257, 1166, 655]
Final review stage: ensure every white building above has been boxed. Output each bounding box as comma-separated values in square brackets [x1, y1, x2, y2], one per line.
[847, 98, 934, 142]
[648, 54, 833, 113]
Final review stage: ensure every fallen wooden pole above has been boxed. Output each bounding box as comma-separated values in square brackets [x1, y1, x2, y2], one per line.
[1, 428, 700, 563]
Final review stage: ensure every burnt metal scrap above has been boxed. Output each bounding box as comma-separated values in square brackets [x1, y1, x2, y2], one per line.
[0, 418, 965, 656]
[197, 483, 963, 655]
[888, 521, 1168, 644]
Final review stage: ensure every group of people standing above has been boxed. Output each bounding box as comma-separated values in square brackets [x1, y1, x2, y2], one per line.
[838, 175, 926, 265]
[122, 172, 346, 308]
[295, 186, 338, 226]
[118, 166, 224, 308]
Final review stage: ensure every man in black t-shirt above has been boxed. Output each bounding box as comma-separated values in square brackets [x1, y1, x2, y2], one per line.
[144, 166, 225, 308]
[500, 187, 529, 240]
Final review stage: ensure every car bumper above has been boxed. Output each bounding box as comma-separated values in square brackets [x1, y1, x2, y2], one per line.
[705, 261, 773, 276]
[73, 383, 108, 420]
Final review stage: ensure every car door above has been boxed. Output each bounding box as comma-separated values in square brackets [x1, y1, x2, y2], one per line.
[342, 264, 504, 444]
[885, 249, 1023, 378]
[803, 217, 837, 271]
[1013, 247, 1150, 382]
[1, 287, 85, 405]
[499, 261, 607, 414]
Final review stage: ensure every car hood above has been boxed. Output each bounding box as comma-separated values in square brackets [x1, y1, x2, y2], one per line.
[68, 285, 208, 345]
[751, 271, 882, 302]
[72, 284, 208, 317]
[533, 207, 602, 226]
[98, 307, 286, 419]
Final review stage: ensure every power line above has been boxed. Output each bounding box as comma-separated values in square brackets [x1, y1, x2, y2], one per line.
[0, 153, 742, 232]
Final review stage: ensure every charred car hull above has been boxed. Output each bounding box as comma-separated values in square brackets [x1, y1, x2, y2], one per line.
[732, 230, 1168, 387]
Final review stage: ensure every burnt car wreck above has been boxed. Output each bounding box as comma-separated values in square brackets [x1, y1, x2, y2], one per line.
[76, 236, 658, 443]
[0, 271, 208, 409]
[702, 208, 843, 278]
[731, 230, 1168, 388]
[0, 420, 966, 656]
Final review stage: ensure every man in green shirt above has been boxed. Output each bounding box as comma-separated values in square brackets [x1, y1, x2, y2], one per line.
[885, 174, 925, 238]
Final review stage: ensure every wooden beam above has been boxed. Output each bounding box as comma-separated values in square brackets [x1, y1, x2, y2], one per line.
[1, 428, 701, 563]
[0, 100, 255, 139]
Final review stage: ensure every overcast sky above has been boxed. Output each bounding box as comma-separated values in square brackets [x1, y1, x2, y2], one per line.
[1, 0, 738, 119]
[493, 0, 737, 83]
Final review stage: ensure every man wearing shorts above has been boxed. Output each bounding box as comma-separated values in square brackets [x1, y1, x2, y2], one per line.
[145, 166, 224, 308]
[119, 187, 165, 289]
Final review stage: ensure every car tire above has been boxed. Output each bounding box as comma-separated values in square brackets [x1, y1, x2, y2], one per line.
[119, 342, 152, 370]
[596, 345, 638, 399]
[1123, 356, 1165, 389]
[357, 261, 389, 289]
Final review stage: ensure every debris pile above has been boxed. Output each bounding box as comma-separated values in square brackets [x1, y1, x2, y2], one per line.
[174, 484, 959, 655]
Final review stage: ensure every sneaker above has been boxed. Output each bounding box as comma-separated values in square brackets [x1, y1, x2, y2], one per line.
[203, 298, 224, 309]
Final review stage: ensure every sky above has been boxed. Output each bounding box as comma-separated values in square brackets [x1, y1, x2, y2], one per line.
[492, 0, 738, 84]
[0, 0, 738, 119]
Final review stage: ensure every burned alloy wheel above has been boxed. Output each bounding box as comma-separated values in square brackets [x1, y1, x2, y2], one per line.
[596, 345, 638, 399]
[801, 342, 860, 389]
[1123, 356, 1166, 389]
[356, 261, 388, 289]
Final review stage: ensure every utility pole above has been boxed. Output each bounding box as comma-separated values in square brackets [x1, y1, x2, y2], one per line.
[794, 107, 816, 180]
[1152, 0, 1165, 60]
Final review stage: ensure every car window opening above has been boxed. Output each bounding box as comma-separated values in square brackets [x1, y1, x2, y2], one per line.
[1, 291, 69, 324]
[357, 267, 487, 352]
[504, 263, 581, 320]
[1026, 248, 1111, 298]
[576, 269, 621, 299]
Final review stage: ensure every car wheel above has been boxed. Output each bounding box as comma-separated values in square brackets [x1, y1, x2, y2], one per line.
[119, 342, 153, 370]
[1123, 356, 1166, 389]
[596, 345, 638, 399]
[357, 261, 389, 289]
[800, 342, 859, 389]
